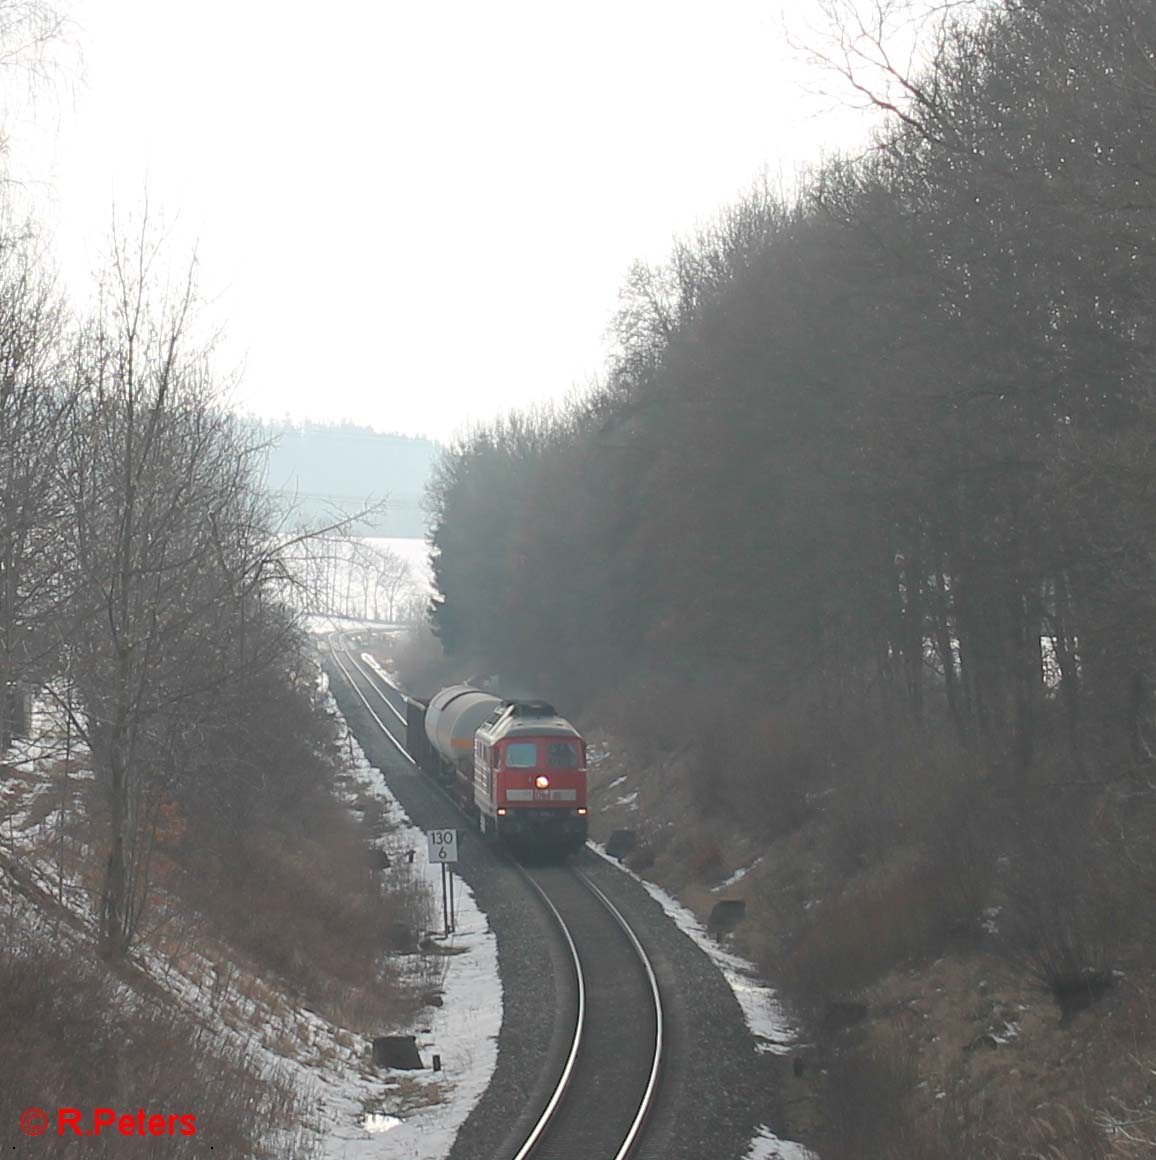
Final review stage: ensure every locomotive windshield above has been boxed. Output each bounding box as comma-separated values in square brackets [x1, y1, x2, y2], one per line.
[505, 742, 538, 767]
[546, 741, 579, 768]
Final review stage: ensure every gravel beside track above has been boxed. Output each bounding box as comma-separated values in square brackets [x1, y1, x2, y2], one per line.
[327, 653, 779, 1160]
[574, 847, 779, 1160]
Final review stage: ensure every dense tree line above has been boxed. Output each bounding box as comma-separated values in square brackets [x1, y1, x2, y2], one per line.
[430, 0, 1156, 785]
[427, 9, 1156, 1148]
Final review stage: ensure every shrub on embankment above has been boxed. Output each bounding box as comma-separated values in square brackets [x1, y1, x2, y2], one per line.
[159, 652, 428, 1028]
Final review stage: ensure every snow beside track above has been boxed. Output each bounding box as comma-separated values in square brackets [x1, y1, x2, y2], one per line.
[587, 841, 815, 1160]
[744, 1125, 819, 1160]
[588, 841, 796, 1055]
[318, 690, 501, 1159]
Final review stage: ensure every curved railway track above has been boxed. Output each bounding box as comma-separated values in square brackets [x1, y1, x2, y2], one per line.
[326, 631, 665, 1160]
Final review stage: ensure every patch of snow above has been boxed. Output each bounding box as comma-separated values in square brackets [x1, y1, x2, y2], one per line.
[588, 842, 798, 1056]
[305, 614, 406, 636]
[714, 857, 764, 892]
[615, 791, 639, 808]
[1, 693, 100, 926]
[316, 694, 501, 1159]
[745, 1124, 818, 1160]
[606, 774, 628, 789]
[362, 1113, 403, 1134]
[981, 905, 1001, 935]
[359, 652, 402, 689]
[989, 1019, 1019, 1045]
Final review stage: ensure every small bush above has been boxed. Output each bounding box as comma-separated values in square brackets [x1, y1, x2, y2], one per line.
[994, 791, 1131, 1015]
[177, 797, 427, 1028]
[687, 836, 725, 882]
[823, 725, 983, 874]
[821, 1018, 941, 1160]
[779, 854, 973, 1004]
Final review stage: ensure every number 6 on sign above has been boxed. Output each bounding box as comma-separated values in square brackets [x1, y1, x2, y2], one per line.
[426, 830, 459, 864]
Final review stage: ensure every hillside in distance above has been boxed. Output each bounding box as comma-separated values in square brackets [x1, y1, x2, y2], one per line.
[257, 419, 440, 538]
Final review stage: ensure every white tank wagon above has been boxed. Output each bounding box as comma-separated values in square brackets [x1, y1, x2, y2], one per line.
[424, 685, 502, 770]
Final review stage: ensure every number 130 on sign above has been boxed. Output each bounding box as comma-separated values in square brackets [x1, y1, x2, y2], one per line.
[427, 830, 458, 863]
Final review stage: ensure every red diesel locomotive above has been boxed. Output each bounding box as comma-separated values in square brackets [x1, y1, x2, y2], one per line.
[410, 685, 588, 854]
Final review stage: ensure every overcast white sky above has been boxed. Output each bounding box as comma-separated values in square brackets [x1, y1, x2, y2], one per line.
[7, 0, 880, 443]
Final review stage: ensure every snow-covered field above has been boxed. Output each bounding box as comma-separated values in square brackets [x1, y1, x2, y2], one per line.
[365, 537, 433, 594]
[279, 535, 433, 623]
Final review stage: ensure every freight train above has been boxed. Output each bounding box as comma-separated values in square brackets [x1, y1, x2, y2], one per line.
[406, 685, 588, 855]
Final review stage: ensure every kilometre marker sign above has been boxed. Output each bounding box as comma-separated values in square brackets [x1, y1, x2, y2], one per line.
[427, 829, 459, 863]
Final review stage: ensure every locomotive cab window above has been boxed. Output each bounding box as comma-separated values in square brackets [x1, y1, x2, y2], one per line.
[505, 742, 538, 768]
[546, 741, 579, 768]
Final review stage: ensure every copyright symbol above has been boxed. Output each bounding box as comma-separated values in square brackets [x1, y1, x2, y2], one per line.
[20, 1107, 49, 1136]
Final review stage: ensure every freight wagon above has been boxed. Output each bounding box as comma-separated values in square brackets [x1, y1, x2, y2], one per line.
[408, 685, 588, 855]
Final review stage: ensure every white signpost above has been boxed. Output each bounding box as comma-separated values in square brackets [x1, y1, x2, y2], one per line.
[427, 830, 458, 934]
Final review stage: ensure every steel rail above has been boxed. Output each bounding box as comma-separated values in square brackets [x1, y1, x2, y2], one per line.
[577, 871, 665, 1160]
[508, 874, 587, 1160]
[326, 633, 416, 766]
[326, 632, 665, 1160]
[330, 631, 412, 731]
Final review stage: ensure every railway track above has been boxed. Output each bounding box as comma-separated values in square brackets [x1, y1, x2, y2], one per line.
[327, 631, 665, 1160]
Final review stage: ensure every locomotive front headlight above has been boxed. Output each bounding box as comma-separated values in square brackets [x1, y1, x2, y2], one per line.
[534, 775, 550, 789]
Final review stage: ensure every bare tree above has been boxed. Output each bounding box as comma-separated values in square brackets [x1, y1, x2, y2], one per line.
[0, 234, 68, 749]
[790, 0, 986, 150]
[368, 544, 412, 623]
[57, 224, 293, 955]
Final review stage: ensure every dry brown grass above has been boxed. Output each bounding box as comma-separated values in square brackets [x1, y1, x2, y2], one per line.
[173, 795, 430, 1032]
[0, 938, 315, 1158]
[807, 941, 1156, 1160]
[776, 852, 976, 1004]
[586, 669, 1156, 1160]
[602, 783, 1156, 1160]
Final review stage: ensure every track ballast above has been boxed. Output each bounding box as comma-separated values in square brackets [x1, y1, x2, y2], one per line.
[328, 633, 664, 1160]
